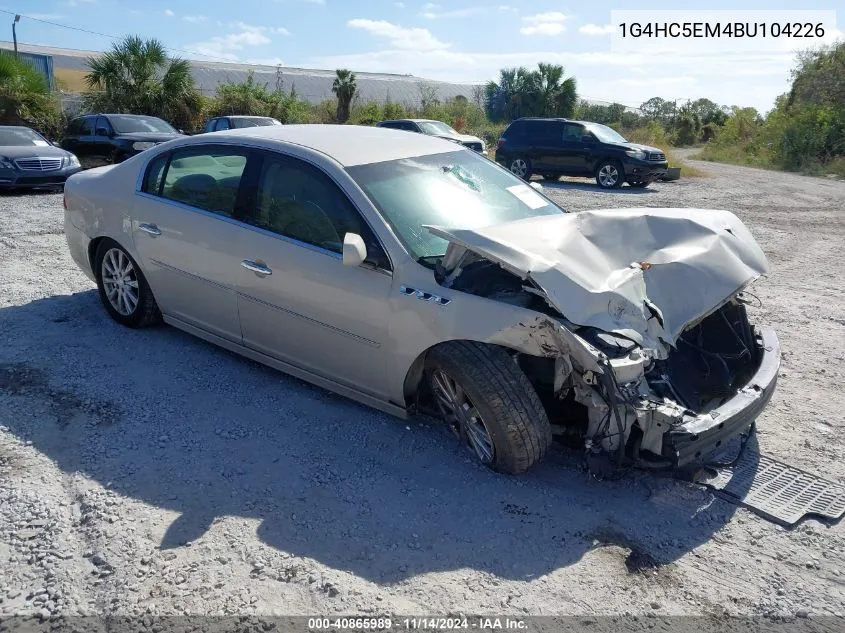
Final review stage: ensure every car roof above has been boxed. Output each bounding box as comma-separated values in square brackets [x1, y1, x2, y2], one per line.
[0, 125, 34, 130]
[219, 115, 277, 119]
[194, 124, 462, 167]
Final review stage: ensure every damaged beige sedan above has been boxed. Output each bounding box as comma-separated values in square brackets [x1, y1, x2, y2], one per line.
[64, 125, 780, 475]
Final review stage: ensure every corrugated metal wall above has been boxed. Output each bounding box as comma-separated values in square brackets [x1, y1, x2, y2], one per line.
[16, 52, 55, 92]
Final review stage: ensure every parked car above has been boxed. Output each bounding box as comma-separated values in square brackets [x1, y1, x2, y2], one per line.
[60, 114, 184, 166]
[376, 119, 485, 153]
[63, 125, 779, 475]
[202, 116, 282, 133]
[0, 125, 81, 190]
[495, 118, 669, 188]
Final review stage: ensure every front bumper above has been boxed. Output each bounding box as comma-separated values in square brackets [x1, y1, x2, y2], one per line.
[0, 166, 83, 188]
[622, 159, 668, 183]
[663, 328, 780, 468]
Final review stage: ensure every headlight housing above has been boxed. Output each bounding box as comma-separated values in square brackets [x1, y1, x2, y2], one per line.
[132, 141, 156, 151]
[0, 156, 15, 170]
[625, 149, 647, 160]
[66, 154, 81, 167]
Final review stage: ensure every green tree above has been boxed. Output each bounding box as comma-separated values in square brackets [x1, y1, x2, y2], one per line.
[484, 63, 576, 122]
[212, 71, 309, 123]
[0, 51, 62, 134]
[83, 35, 201, 130]
[332, 69, 356, 123]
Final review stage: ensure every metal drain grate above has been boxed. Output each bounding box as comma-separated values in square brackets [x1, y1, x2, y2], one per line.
[701, 451, 845, 526]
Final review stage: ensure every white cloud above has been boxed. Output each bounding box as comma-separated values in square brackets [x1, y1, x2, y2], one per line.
[520, 11, 569, 36]
[187, 22, 276, 60]
[422, 3, 440, 9]
[164, 9, 175, 16]
[303, 0, 325, 3]
[348, 19, 449, 51]
[276, 27, 291, 35]
[422, 7, 484, 19]
[247, 57, 286, 66]
[394, 1, 405, 6]
[183, 15, 207, 23]
[579, 23, 615, 36]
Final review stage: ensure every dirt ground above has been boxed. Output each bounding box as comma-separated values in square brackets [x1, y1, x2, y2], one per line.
[1, 155, 844, 620]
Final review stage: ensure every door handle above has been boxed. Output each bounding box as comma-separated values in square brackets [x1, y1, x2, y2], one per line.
[241, 260, 272, 276]
[138, 223, 161, 236]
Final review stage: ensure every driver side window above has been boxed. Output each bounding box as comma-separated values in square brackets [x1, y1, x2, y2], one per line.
[249, 154, 390, 269]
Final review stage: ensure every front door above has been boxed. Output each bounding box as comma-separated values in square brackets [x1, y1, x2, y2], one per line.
[235, 152, 393, 397]
[131, 145, 255, 343]
[558, 122, 591, 175]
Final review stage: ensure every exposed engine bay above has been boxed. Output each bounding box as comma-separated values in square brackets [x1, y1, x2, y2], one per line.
[435, 254, 775, 474]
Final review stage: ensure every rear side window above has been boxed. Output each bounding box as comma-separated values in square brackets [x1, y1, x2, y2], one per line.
[561, 123, 584, 142]
[142, 155, 168, 195]
[78, 118, 95, 136]
[214, 119, 231, 131]
[504, 120, 526, 138]
[155, 148, 250, 217]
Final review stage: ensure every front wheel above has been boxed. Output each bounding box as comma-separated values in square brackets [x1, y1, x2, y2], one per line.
[425, 342, 552, 474]
[94, 239, 160, 328]
[508, 156, 532, 181]
[596, 160, 623, 189]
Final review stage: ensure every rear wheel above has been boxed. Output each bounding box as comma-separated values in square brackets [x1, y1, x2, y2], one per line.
[94, 239, 160, 328]
[508, 156, 532, 181]
[596, 160, 623, 189]
[425, 342, 552, 474]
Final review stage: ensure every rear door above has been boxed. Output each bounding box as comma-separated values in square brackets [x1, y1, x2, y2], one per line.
[131, 145, 256, 342]
[92, 116, 116, 161]
[557, 122, 591, 175]
[235, 151, 394, 397]
[529, 120, 565, 172]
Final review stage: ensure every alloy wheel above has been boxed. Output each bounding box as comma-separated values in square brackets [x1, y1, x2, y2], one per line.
[430, 368, 495, 464]
[509, 158, 528, 178]
[598, 164, 619, 187]
[101, 248, 139, 316]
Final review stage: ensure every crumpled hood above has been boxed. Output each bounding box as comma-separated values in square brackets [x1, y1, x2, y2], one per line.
[427, 208, 769, 348]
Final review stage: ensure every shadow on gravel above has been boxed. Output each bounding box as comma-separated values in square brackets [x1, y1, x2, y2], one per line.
[0, 291, 749, 584]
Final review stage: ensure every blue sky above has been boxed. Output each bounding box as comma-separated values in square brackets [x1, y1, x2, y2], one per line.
[7, 0, 843, 112]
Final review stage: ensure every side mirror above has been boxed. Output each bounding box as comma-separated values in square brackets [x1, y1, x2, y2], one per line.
[342, 233, 368, 267]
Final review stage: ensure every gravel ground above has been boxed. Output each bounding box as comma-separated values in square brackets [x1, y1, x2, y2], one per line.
[1, 156, 844, 621]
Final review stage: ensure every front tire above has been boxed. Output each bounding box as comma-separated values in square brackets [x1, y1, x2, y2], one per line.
[596, 160, 623, 189]
[94, 239, 160, 328]
[425, 342, 553, 474]
[508, 156, 532, 181]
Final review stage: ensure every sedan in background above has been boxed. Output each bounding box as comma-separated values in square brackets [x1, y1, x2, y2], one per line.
[63, 125, 779, 476]
[376, 119, 486, 153]
[203, 116, 282, 133]
[0, 126, 81, 190]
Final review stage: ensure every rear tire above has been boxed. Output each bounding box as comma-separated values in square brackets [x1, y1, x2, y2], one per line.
[425, 342, 552, 474]
[94, 239, 160, 328]
[508, 156, 532, 181]
[596, 160, 623, 189]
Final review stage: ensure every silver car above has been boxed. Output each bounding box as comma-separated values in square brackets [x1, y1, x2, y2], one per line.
[63, 125, 780, 475]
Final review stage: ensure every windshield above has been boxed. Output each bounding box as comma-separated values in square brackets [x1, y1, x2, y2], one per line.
[232, 117, 282, 128]
[582, 122, 629, 144]
[109, 115, 177, 134]
[0, 128, 50, 146]
[346, 150, 564, 261]
[418, 121, 458, 136]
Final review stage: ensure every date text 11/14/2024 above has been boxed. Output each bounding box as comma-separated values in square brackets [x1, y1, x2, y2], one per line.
[308, 617, 528, 630]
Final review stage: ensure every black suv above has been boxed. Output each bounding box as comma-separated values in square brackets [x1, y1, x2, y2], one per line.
[495, 118, 668, 188]
[61, 114, 184, 165]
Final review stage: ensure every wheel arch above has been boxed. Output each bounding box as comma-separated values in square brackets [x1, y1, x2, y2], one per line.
[401, 338, 559, 409]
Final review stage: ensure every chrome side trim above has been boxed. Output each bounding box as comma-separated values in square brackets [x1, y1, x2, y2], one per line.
[399, 285, 451, 306]
[237, 292, 381, 348]
[149, 257, 232, 292]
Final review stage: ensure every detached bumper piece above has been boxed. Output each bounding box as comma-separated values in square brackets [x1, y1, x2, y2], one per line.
[665, 328, 780, 469]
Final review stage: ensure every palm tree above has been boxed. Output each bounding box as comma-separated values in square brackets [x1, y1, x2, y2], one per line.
[0, 51, 60, 131]
[537, 62, 577, 117]
[332, 69, 356, 123]
[84, 36, 201, 129]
